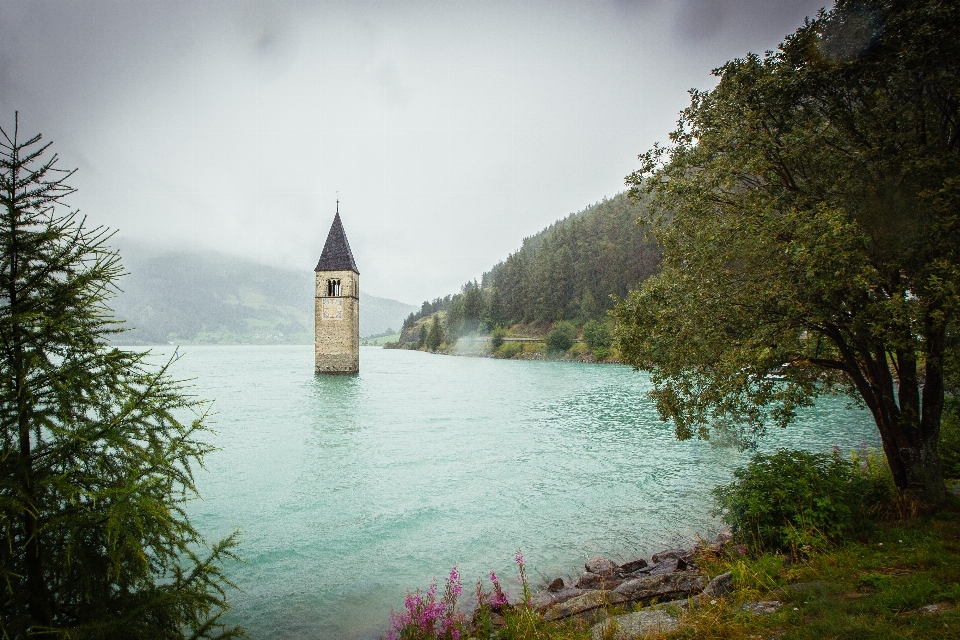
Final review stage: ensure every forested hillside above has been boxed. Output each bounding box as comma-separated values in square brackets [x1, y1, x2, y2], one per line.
[110, 245, 416, 344]
[401, 192, 659, 339]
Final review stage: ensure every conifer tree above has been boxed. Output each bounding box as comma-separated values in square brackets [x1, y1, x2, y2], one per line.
[0, 115, 241, 638]
[426, 315, 443, 351]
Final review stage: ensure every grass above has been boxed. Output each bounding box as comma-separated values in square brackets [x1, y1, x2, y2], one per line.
[658, 509, 960, 640]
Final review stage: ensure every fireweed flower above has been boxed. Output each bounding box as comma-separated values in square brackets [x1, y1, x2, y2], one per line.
[489, 572, 510, 608]
[387, 569, 466, 640]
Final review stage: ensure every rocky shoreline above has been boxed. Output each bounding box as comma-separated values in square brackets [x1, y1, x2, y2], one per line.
[510, 532, 738, 638]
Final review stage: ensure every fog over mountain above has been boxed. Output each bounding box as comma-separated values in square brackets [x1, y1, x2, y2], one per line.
[110, 243, 416, 344]
[2, 0, 827, 304]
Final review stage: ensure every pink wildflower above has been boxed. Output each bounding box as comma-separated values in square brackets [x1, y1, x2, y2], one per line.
[489, 571, 510, 608]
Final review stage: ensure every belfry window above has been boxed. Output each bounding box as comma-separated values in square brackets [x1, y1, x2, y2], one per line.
[327, 279, 341, 297]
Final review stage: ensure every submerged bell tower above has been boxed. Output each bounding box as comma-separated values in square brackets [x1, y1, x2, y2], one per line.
[314, 201, 360, 375]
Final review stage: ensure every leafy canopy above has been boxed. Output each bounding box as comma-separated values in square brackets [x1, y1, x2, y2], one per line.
[613, 0, 959, 496]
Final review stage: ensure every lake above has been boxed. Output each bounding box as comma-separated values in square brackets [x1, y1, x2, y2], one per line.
[148, 345, 879, 639]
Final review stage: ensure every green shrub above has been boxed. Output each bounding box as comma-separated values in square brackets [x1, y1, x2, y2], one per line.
[497, 342, 523, 359]
[490, 327, 507, 352]
[713, 449, 875, 552]
[545, 321, 577, 353]
[850, 444, 898, 518]
[940, 398, 960, 480]
[582, 320, 612, 350]
[593, 346, 610, 362]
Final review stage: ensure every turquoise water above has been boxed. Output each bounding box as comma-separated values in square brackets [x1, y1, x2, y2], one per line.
[151, 345, 879, 639]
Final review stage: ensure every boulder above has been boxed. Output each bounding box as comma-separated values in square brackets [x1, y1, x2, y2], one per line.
[742, 600, 782, 615]
[613, 571, 706, 604]
[547, 577, 565, 592]
[651, 548, 694, 565]
[703, 572, 734, 597]
[531, 586, 584, 612]
[617, 558, 649, 574]
[590, 609, 679, 640]
[585, 556, 618, 575]
[543, 590, 626, 621]
[575, 571, 625, 590]
[644, 557, 687, 575]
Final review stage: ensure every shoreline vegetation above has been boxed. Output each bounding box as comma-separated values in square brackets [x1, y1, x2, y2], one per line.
[383, 318, 620, 364]
[385, 448, 960, 640]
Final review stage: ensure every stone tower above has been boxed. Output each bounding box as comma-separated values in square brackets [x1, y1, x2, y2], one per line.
[314, 204, 360, 374]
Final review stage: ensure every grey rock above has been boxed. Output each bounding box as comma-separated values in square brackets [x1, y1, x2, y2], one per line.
[742, 600, 782, 615]
[575, 571, 625, 590]
[590, 609, 678, 640]
[617, 558, 649, 574]
[585, 556, 618, 575]
[643, 557, 689, 575]
[714, 530, 732, 547]
[547, 577, 565, 592]
[613, 571, 706, 604]
[531, 587, 584, 612]
[544, 590, 626, 621]
[920, 602, 954, 614]
[652, 549, 694, 565]
[703, 572, 734, 597]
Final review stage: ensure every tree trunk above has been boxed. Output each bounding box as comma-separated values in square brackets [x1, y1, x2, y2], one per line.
[864, 331, 947, 503]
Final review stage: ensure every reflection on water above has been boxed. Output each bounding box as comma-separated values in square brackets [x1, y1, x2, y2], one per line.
[146, 345, 879, 640]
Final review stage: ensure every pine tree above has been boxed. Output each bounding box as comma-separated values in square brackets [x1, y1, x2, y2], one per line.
[0, 115, 242, 638]
[426, 315, 443, 351]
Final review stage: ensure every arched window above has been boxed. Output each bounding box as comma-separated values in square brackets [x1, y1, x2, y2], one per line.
[327, 279, 341, 297]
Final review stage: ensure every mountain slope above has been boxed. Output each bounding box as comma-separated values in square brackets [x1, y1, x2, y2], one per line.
[109, 246, 415, 344]
[401, 192, 660, 338]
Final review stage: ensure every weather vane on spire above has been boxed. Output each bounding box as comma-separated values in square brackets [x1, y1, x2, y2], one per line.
[336, 190, 339, 213]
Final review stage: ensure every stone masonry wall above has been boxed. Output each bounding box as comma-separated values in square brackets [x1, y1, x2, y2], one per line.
[315, 269, 360, 374]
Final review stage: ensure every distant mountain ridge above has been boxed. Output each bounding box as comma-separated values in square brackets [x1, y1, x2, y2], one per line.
[109, 245, 416, 344]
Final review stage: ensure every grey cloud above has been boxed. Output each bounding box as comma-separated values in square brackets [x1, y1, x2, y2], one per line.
[1, 0, 830, 304]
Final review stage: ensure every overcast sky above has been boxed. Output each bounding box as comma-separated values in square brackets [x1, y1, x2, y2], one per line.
[1, 0, 828, 303]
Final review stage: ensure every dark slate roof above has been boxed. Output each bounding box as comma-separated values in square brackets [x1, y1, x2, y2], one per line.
[315, 212, 359, 273]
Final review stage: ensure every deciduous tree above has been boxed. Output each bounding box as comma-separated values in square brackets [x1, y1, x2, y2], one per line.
[614, 0, 959, 500]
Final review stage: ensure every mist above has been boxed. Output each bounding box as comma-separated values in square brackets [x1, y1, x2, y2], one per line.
[1, 0, 828, 303]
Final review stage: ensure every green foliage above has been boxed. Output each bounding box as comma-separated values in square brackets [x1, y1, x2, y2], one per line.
[593, 346, 610, 362]
[484, 194, 659, 325]
[941, 398, 960, 480]
[713, 449, 879, 551]
[497, 341, 524, 359]
[581, 320, 612, 350]
[0, 117, 241, 638]
[943, 329, 960, 479]
[545, 321, 576, 354]
[614, 0, 960, 497]
[400, 194, 661, 339]
[490, 327, 507, 352]
[426, 315, 444, 351]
